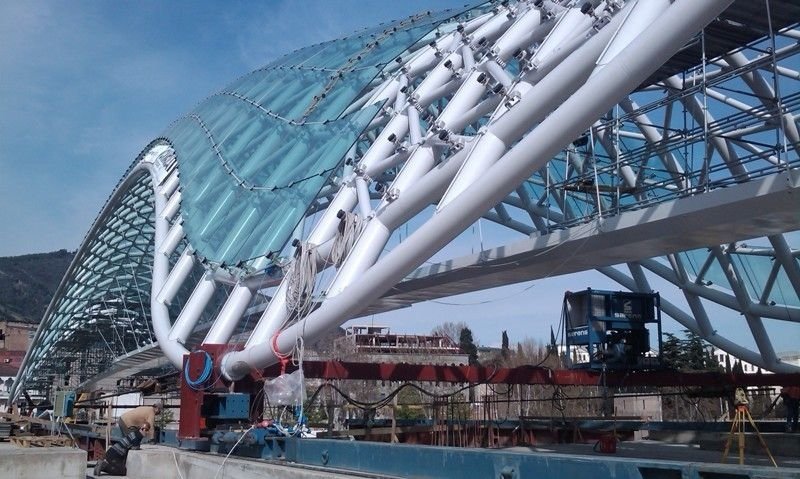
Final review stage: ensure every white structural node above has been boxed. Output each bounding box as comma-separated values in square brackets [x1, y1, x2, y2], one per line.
[12, 0, 800, 401]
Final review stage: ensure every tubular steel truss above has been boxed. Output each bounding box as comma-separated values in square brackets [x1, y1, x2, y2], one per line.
[12, 0, 800, 401]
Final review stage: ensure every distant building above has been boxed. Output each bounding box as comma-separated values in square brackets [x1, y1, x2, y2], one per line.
[0, 321, 40, 410]
[322, 326, 468, 426]
[0, 320, 36, 368]
[333, 326, 467, 365]
[0, 364, 18, 412]
[711, 348, 766, 374]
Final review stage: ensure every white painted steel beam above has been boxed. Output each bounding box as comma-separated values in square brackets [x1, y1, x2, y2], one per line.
[222, 0, 738, 379]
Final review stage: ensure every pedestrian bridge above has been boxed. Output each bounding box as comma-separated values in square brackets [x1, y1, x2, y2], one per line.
[12, 0, 800, 401]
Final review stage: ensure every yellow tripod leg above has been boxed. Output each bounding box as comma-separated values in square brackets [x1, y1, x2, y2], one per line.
[744, 408, 778, 468]
[737, 410, 745, 465]
[721, 411, 739, 463]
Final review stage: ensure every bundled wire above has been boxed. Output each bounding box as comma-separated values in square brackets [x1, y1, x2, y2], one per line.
[184, 351, 213, 390]
[330, 211, 363, 267]
[285, 243, 317, 317]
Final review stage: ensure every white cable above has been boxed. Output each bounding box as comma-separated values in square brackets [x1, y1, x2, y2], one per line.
[330, 211, 363, 267]
[213, 426, 255, 479]
[285, 245, 317, 316]
[172, 451, 186, 479]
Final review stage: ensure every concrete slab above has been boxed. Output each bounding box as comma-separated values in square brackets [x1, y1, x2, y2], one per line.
[140, 439, 800, 479]
[0, 441, 87, 479]
[124, 445, 395, 479]
[698, 432, 800, 458]
[502, 439, 800, 469]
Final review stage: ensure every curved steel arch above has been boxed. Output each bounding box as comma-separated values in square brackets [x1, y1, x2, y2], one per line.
[13, 0, 800, 401]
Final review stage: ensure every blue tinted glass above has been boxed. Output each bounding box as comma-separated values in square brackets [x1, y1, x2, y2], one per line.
[165, 102, 379, 266]
[164, 3, 487, 266]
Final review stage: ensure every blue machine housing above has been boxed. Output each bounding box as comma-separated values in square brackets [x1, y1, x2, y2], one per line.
[202, 393, 250, 420]
[563, 289, 662, 370]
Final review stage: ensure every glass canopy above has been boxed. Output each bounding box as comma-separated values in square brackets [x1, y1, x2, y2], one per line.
[163, 6, 480, 267]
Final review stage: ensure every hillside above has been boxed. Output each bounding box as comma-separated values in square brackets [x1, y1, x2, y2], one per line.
[0, 250, 74, 324]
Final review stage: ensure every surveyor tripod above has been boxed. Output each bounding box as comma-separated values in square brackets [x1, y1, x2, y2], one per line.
[721, 394, 777, 467]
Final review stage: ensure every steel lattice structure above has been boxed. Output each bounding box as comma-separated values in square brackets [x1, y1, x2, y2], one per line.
[12, 0, 800, 401]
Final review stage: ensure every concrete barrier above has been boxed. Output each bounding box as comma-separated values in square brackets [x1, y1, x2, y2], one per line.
[126, 446, 362, 479]
[0, 442, 86, 479]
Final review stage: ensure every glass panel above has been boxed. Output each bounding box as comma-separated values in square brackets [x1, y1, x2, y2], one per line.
[165, 101, 380, 266]
[163, 3, 493, 265]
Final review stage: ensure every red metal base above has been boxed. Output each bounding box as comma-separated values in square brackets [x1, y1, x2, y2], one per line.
[177, 344, 233, 439]
[177, 355, 799, 441]
[263, 360, 800, 388]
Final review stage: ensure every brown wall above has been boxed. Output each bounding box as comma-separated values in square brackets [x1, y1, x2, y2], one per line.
[0, 321, 36, 368]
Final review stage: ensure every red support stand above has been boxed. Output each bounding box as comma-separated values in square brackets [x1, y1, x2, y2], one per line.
[177, 351, 206, 439]
[177, 344, 238, 442]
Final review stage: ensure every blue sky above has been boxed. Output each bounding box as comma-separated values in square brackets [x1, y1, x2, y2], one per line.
[0, 0, 467, 258]
[0, 1, 794, 353]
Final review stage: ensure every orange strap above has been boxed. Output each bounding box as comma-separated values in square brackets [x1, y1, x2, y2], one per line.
[271, 330, 292, 375]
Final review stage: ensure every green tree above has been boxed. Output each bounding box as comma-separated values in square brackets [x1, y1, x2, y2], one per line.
[501, 330, 510, 360]
[661, 330, 719, 372]
[661, 332, 682, 369]
[459, 327, 479, 365]
[683, 330, 717, 370]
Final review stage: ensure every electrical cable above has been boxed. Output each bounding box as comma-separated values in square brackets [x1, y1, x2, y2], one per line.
[213, 425, 255, 479]
[303, 366, 502, 413]
[330, 211, 363, 267]
[172, 451, 186, 479]
[183, 351, 213, 390]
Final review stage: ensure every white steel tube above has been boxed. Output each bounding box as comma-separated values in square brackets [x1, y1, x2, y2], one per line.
[326, 219, 391, 297]
[203, 285, 254, 344]
[145, 162, 189, 368]
[308, 186, 358, 246]
[243, 281, 290, 351]
[439, 9, 626, 208]
[412, 52, 462, 103]
[222, 0, 735, 379]
[484, 60, 513, 89]
[162, 190, 182, 221]
[528, 6, 592, 69]
[469, 6, 514, 46]
[460, 45, 474, 72]
[159, 220, 185, 257]
[408, 107, 423, 145]
[436, 70, 487, 131]
[355, 176, 373, 218]
[415, 79, 461, 109]
[169, 275, 216, 343]
[394, 76, 408, 113]
[492, 8, 544, 61]
[161, 170, 180, 198]
[438, 132, 507, 208]
[371, 78, 401, 108]
[242, 113, 410, 348]
[490, 5, 626, 144]
[591, 0, 670, 76]
[156, 247, 195, 305]
[357, 114, 409, 172]
[239, 189, 355, 347]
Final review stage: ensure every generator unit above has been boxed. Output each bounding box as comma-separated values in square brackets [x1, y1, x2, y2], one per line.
[53, 390, 76, 418]
[563, 289, 662, 370]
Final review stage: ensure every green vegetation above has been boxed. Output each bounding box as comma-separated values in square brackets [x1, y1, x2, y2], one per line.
[0, 249, 73, 324]
[458, 327, 479, 366]
[662, 330, 721, 372]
